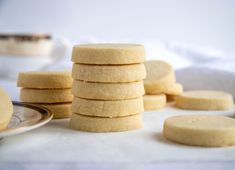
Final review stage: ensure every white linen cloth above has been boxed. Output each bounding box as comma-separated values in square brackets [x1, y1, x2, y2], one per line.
[143, 41, 235, 97]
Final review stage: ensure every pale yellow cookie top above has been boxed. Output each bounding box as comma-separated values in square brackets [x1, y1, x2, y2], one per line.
[72, 43, 145, 64]
[179, 90, 233, 100]
[165, 115, 235, 130]
[144, 60, 174, 83]
[17, 71, 72, 88]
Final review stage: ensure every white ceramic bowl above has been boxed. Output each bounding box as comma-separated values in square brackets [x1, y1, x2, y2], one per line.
[0, 33, 71, 79]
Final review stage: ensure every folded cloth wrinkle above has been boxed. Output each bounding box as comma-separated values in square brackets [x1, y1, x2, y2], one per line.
[165, 42, 235, 98]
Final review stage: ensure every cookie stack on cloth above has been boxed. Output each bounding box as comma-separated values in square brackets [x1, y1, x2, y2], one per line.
[70, 43, 146, 132]
[17, 71, 73, 119]
[143, 60, 183, 111]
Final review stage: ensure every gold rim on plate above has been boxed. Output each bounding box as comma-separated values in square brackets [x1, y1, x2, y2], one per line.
[0, 101, 53, 138]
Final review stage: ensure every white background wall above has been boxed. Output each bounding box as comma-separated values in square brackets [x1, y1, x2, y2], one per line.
[0, 0, 235, 54]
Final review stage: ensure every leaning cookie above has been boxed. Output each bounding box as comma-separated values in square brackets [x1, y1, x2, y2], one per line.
[144, 60, 175, 94]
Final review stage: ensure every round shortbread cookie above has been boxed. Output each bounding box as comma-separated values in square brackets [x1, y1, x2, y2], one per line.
[143, 94, 166, 111]
[17, 71, 72, 89]
[72, 63, 146, 83]
[72, 80, 145, 100]
[0, 88, 13, 130]
[72, 43, 145, 65]
[70, 113, 142, 132]
[20, 88, 73, 103]
[38, 103, 72, 119]
[163, 115, 235, 147]
[164, 83, 183, 95]
[176, 90, 234, 110]
[144, 60, 175, 94]
[72, 97, 144, 118]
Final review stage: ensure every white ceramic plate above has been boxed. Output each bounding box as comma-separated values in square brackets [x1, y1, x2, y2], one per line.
[0, 101, 53, 138]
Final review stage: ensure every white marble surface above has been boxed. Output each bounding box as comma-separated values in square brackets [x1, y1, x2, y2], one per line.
[1, 81, 235, 170]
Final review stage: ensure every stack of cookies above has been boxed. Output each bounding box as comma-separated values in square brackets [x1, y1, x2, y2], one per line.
[17, 71, 73, 119]
[70, 44, 146, 132]
[143, 60, 183, 111]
